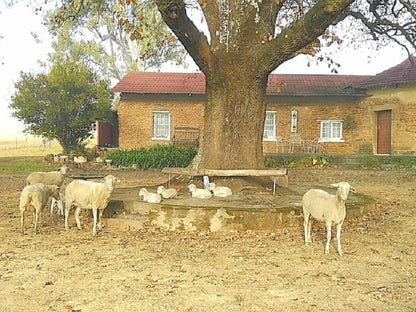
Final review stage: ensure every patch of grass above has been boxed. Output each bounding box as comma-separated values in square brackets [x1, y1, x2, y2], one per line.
[360, 155, 381, 168]
[0, 157, 56, 174]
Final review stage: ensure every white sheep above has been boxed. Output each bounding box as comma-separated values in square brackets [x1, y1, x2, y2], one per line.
[19, 183, 60, 234]
[26, 165, 69, 215]
[139, 188, 162, 203]
[64, 175, 120, 236]
[187, 183, 212, 199]
[26, 165, 69, 186]
[50, 192, 65, 215]
[208, 182, 232, 197]
[157, 186, 178, 199]
[302, 181, 356, 256]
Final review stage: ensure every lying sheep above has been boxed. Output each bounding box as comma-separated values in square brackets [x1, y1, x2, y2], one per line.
[64, 175, 120, 236]
[157, 186, 178, 199]
[188, 184, 212, 199]
[19, 183, 60, 234]
[302, 181, 356, 256]
[139, 188, 162, 203]
[208, 182, 232, 197]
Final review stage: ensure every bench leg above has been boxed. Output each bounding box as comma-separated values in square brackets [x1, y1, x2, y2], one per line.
[203, 176, 210, 190]
[273, 178, 276, 196]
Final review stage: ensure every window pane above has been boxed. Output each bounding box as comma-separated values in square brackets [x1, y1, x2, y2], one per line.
[332, 122, 341, 139]
[263, 112, 276, 140]
[154, 112, 170, 139]
[321, 121, 330, 139]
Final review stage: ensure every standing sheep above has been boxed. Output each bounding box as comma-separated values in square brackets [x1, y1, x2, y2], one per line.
[302, 182, 356, 256]
[19, 183, 60, 234]
[26, 165, 69, 214]
[26, 165, 69, 186]
[64, 175, 120, 236]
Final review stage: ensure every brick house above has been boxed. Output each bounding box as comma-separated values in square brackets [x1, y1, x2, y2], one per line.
[111, 57, 416, 156]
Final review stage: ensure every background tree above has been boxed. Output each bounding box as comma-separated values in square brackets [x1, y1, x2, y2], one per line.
[10, 61, 113, 154]
[47, 0, 188, 82]
[53, 0, 416, 169]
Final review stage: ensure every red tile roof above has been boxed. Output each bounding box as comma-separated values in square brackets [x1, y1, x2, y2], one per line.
[358, 56, 416, 88]
[111, 72, 371, 97]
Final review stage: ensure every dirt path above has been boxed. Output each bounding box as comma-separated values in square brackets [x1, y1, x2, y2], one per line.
[0, 168, 415, 311]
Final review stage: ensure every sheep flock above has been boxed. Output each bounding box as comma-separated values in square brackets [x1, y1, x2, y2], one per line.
[19, 162, 359, 257]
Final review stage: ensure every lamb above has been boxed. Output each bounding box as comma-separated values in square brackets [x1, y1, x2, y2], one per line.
[64, 175, 120, 236]
[208, 182, 232, 197]
[302, 181, 356, 256]
[19, 183, 60, 234]
[187, 183, 212, 199]
[139, 188, 162, 203]
[157, 186, 178, 199]
[50, 192, 65, 215]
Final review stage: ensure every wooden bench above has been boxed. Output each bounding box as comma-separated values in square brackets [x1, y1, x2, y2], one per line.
[171, 127, 200, 147]
[162, 168, 288, 195]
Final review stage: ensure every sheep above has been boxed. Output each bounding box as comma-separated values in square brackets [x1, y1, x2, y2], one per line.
[187, 183, 212, 199]
[19, 183, 60, 234]
[64, 175, 120, 236]
[139, 188, 162, 203]
[302, 181, 356, 256]
[50, 192, 65, 215]
[208, 182, 232, 197]
[26, 165, 69, 186]
[26, 165, 69, 215]
[157, 186, 178, 199]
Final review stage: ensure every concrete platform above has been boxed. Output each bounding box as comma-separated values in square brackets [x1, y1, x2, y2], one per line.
[103, 186, 374, 233]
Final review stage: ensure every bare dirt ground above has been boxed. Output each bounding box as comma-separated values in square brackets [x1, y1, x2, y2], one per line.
[0, 167, 415, 312]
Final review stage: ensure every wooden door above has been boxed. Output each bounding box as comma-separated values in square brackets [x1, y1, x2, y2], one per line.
[377, 110, 392, 154]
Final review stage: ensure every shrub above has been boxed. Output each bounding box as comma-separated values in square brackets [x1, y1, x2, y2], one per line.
[360, 155, 381, 168]
[105, 145, 197, 169]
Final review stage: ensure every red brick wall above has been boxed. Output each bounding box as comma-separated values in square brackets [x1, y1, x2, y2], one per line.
[118, 95, 205, 150]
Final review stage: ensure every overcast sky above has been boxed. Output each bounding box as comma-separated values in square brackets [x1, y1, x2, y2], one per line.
[0, 2, 409, 137]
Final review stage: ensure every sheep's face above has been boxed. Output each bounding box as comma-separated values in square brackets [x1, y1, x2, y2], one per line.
[104, 175, 119, 191]
[60, 165, 69, 175]
[208, 183, 216, 191]
[187, 184, 197, 192]
[50, 185, 60, 200]
[139, 188, 147, 197]
[157, 186, 164, 194]
[331, 182, 356, 200]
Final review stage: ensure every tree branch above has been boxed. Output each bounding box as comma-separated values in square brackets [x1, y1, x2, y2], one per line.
[155, 0, 214, 75]
[259, 0, 354, 75]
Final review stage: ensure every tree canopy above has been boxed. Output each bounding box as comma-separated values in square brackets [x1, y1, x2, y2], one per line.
[48, 0, 188, 82]
[52, 0, 416, 169]
[10, 61, 113, 154]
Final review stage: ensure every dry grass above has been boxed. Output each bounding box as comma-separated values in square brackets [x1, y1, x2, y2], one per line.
[0, 135, 62, 158]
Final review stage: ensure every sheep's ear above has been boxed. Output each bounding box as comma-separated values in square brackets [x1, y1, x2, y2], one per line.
[350, 187, 357, 193]
[329, 183, 339, 188]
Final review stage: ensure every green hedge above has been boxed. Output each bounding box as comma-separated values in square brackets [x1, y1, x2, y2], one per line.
[105, 145, 197, 169]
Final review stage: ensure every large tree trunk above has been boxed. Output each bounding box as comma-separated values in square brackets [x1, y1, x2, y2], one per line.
[193, 71, 268, 170]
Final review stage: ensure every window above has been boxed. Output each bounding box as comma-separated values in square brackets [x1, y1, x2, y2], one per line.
[153, 111, 170, 140]
[319, 120, 343, 142]
[263, 111, 277, 141]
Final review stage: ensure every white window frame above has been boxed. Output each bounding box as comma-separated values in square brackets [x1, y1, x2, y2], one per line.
[153, 111, 171, 140]
[319, 120, 344, 142]
[263, 111, 277, 141]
